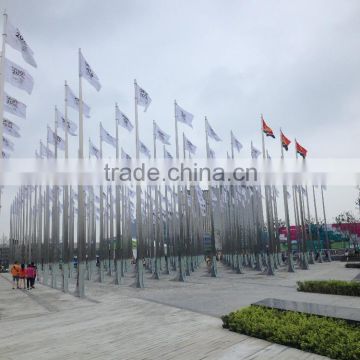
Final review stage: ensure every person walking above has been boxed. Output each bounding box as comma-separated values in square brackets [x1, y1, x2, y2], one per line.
[30, 262, 37, 288]
[19, 264, 26, 289]
[25, 264, 33, 290]
[10, 261, 21, 289]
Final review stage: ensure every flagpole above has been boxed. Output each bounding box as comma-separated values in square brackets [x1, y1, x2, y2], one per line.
[261, 115, 275, 275]
[75, 48, 85, 297]
[134, 79, 144, 288]
[174, 100, 185, 281]
[114, 103, 122, 284]
[62, 81, 69, 292]
[98, 122, 105, 282]
[321, 186, 331, 261]
[280, 128, 294, 271]
[0, 10, 7, 158]
[312, 185, 322, 261]
[205, 117, 217, 277]
[152, 120, 160, 279]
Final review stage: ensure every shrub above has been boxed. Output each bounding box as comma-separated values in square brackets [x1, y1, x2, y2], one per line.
[222, 306, 360, 360]
[297, 280, 360, 296]
[345, 263, 360, 269]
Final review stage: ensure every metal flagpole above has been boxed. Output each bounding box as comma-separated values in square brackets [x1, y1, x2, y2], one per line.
[98, 122, 104, 282]
[205, 117, 217, 277]
[261, 115, 275, 275]
[280, 128, 294, 272]
[114, 103, 123, 285]
[312, 186, 323, 262]
[0, 10, 8, 159]
[134, 80, 144, 288]
[321, 186, 331, 261]
[63, 81, 69, 292]
[305, 186, 315, 263]
[152, 121, 160, 279]
[174, 101, 185, 281]
[75, 48, 85, 297]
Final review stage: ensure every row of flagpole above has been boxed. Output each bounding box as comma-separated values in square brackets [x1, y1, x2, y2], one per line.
[1, 11, 334, 297]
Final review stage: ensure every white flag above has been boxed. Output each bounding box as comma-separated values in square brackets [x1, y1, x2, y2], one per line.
[135, 83, 151, 111]
[154, 122, 171, 145]
[100, 123, 117, 148]
[206, 121, 221, 142]
[139, 141, 151, 158]
[40, 140, 54, 158]
[232, 132, 243, 152]
[115, 106, 133, 132]
[3, 118, 20, 138]
[89, 139, 100, 159]
[5, 20, 37, 68]
[2, 151, 10, 159]
[121, 148, 131, 160]
[47, 126, 65, 151]
[175, 103, 193, 128]
[4, 93, 26, 119]
[55, 108, 77, 136]
[79, 51, 101, 91]
[209, 148, 216, 159]
[251, 143, 261, 159]
[164, 148, 173, 159]
[3, 136, 14, 152]
[184, 135, 197, 155]
[66, 85, 91, 118]
[4, 58, 34, 94]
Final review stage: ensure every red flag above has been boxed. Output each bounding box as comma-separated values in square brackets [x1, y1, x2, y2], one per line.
[280, 131, 291, 151]
[296, 140, 307, 158]
[262, 116, 275, 138]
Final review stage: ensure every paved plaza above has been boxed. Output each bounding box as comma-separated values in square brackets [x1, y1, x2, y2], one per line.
[0, 261, 358, 360]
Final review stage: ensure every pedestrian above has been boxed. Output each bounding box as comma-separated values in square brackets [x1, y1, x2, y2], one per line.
[10, 261, 21, 289]
[30, 262, 37, 288]
[25, 264, 32, 290]
[344, 248, 349, 262]
[19, 264, 26, 289]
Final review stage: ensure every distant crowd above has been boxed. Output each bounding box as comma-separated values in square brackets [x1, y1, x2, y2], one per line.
[10, 261, 37, 290]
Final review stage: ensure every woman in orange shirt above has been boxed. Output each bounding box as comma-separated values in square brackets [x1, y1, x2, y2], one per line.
[10, 261, 21, 289]
[19, 264, 26, 289]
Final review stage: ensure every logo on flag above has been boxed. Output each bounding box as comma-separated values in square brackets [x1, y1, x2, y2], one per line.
[139, 141, 151, 158]
[206, 120, 221, 142]
[4, 58, 34, 95]
[3, 118, 20, 138]
[66, 85, 91, 118]
[4, 93, 26, 119]
[154, 123, 171, 145]
[184, 135, 197, 155]
[5, 20, 37, 68]
[116, 106, 133, 132]
[79, 51, 101, 91]
[135, 83, 151, 112]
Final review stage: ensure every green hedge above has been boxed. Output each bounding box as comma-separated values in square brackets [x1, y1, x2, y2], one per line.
[345, 263, 360, 269]
[222, 306, 360, 360]
[297, 280, 360, 296]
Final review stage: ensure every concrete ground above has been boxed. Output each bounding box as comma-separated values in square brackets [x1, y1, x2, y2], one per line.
[0, 261, 358, 360]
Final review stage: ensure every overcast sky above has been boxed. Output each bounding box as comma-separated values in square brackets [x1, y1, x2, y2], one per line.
[1, 0, 360, 236]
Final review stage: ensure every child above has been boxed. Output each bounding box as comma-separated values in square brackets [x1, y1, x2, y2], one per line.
[10, 261, 21, 289]
[19, 264, 26, 289]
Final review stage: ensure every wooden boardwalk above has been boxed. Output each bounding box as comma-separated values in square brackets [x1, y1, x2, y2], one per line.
[0, 267, 333, 360]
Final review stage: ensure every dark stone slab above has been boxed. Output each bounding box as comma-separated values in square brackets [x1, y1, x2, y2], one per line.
[253, 298, 360, 324]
